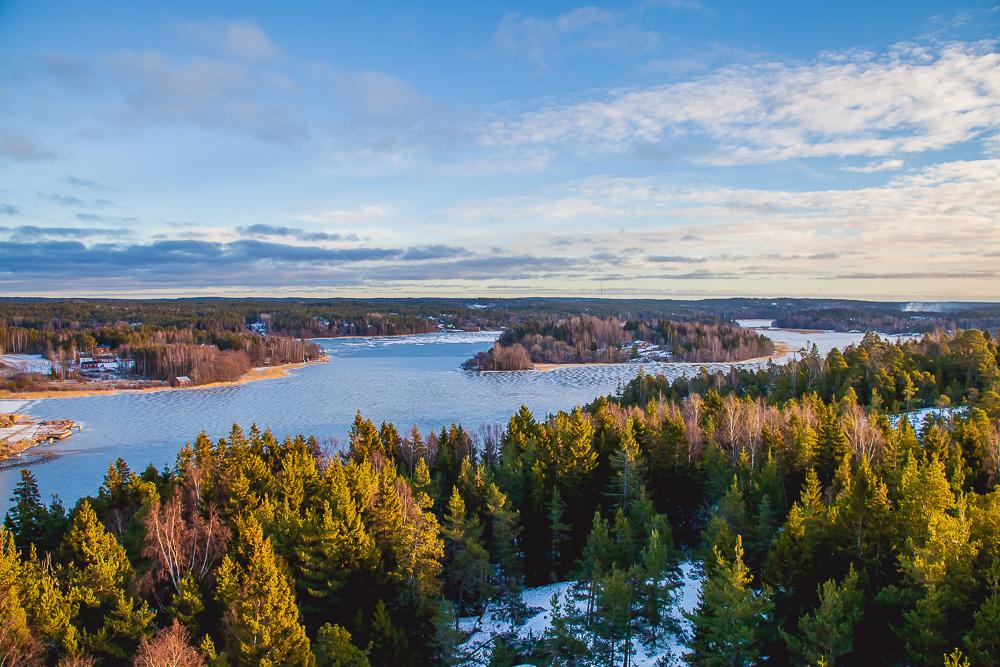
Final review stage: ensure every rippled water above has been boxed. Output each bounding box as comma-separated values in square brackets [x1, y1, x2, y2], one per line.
[0, 326, 902, 511]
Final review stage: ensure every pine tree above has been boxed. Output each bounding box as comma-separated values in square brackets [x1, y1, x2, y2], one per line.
[556, 407, 598, 495]
[547, 488, 570, 581]
[367, 599, 408, 666]
[610, 418, 647, 509]
[314, 624, 370, 667]
[485, 483, 527, 626]
[580, 512, 614, 623]
[593, 565, 636, 667]
[214, 515, 313, 665]
[18, 552, 79, 655]
[541, 590, 587, 664]
[297, 500, 375, 625]
[442, 487, 491, 620]
[4, 469, 46, 553]
[685, 535, 772, 667]
[784, 567, 864, 666]
[816, 406, 849, 486]
[412, 458, 435, 509]
[963, 592, 1000, 665]
[0, 525, 44, 666]
[61, 500, 153, 660]
[637, 518, 681, 647]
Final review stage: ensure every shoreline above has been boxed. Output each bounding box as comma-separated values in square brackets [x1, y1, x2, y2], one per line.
[0, 357, 328, 401]
[531, 342, 791, 372]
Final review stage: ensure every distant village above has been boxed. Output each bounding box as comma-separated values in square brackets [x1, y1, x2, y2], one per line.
[76, 346, 136, 377]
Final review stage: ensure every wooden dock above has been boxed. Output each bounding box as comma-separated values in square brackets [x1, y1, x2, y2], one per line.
[0, 414, 79, 460]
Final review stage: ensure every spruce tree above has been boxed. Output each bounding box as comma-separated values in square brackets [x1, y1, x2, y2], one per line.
[214, 515, 313, 665]
[60, 500, 153, 660]
[442, 487, 491, 619]
[685, 535, 772, 667]
[0, 525, 44, 665]
[610, 418, 647, 510]
[637, 519, 681, 647]
[4, 469, 46, 553]
[547, 488, 570, 581]
[314, 623, 370, 667]
[784, 567, 864, 666]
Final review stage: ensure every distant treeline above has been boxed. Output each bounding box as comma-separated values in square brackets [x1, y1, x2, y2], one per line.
[464, 316, 774, 370]
[1, 297, 998, 338]
[773, 306, 1000, 334]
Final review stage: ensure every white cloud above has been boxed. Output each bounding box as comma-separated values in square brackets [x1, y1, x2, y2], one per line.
[482, 41, 1000, 164]
[175, 19, 281, 62]
[34, 49, 308, 143]
[449, 160, 1000, 274]
[493, 6, 661, 65]
[308, 65, 435, 121]
[297, 205, 391, 224]
[839, 159, 905, 173]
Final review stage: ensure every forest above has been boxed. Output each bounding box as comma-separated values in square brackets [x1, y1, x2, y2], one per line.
[2, 297, 999, 340]
[463, 316, 774, 370]
[2, 328, 998, 665]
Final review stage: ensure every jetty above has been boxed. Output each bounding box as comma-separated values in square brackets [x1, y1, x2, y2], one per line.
[0, 413, 79, 460]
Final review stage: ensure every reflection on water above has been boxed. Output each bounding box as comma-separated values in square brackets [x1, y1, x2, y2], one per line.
[0, 327, 902, 511]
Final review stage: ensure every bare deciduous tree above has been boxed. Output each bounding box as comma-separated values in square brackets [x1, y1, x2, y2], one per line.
[133, 621, 205, 667]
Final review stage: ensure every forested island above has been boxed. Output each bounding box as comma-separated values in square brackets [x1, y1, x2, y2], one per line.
[2, 328, 998, 665]
[772, 305, 1000, 335]
[463, 315, 775, 370]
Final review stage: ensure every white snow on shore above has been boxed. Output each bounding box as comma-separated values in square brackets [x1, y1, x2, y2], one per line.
[0, 399, 36, 413]
[459, 561, 702, 666]
[0, 354, 53, 375]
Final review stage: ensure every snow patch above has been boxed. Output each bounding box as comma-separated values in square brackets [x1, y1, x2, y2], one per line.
[890, 405, 967, 431]
[459, 561, 702, 666]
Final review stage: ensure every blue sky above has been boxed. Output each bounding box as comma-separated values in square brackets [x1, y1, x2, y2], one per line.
[1, 1, 998, 299]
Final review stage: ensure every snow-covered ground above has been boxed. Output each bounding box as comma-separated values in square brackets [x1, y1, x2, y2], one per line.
[459, 561, 702, 666]
[735, 319, 776, 329]
[890, 405, 967, 431]
[316, 330, 504, 349]
[0, 353, 53, 375]
[0, 399, 36, 413]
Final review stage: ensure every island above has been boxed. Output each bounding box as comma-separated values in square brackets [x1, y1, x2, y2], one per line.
[462, 315, 776, 370]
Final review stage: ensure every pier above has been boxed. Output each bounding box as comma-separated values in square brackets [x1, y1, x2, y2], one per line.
[0, 413, 79, 460]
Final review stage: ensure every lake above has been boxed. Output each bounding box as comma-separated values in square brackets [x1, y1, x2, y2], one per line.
[0, 324, 897, 511]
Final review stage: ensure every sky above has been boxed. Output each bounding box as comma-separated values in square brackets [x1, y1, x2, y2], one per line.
[1, 1, 998, 301]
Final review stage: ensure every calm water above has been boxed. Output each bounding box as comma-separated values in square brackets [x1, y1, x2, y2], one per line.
[0, 326, 898, 511]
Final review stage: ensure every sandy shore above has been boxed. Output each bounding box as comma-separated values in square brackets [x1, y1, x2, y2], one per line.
[531, 342, 790, 372]
[0, 357, 328, 400]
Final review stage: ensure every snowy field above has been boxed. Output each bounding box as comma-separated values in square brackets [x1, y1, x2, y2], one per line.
[0, 353, 53, 375]
[459, 561, 702, 666]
